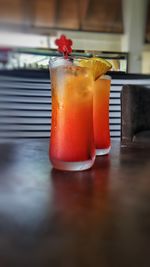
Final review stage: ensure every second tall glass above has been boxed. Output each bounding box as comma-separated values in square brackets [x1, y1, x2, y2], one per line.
[93, 75, 111, 156]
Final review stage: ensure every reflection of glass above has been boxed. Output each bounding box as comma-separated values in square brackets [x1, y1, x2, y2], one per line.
[49, 57, 95, 171]
[51, 155, 110, 227]
[51, 160, 111, 264]
[93, 75, 111, 156]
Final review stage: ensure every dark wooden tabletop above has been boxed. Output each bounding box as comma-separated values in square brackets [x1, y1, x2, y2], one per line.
[0, 139, 150, 267]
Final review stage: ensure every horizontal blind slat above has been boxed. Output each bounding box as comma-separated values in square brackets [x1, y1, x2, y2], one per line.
[0, 82, 50, 89]
[0, 103, 51, 110]
[0, 96, 51, 103]
[0, 118, 51, 124]
[0, 76, 50, 83]
[0, 110, 51, 117]
[0, 89, 51, 97]
[111, 79, 150, 85]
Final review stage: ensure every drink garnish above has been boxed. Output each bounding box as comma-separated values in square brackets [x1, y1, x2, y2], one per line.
[78, 57, 112, 80]
[55, 35, 73, 59]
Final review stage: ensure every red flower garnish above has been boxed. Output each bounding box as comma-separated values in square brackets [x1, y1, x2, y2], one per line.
[55, 35, 73, 58]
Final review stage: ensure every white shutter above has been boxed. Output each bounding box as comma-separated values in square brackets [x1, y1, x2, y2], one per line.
[1, 72, 150, 140]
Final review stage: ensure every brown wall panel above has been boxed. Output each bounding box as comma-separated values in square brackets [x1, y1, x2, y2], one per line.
[55, 0, 79, 29]
[146, 0, 150, 42]
[82, 0, 123, 33]
[33, 0, 56, 27]
[0, 0, 23, 24]
[0, 0, 123, 33]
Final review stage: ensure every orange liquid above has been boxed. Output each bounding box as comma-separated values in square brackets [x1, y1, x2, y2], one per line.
[50, 65, 95, 162]
[93, 77, 111, 150]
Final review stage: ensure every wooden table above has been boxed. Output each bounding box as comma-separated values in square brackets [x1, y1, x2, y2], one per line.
[0, 139, 150, 267]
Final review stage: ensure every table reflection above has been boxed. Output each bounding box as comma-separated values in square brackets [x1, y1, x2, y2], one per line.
[51, 155, 111, 229]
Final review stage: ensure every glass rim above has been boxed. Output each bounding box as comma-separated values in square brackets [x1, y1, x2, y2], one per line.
[49, 56, 72, 67]
[99, 74, 111, 80]
[49, 56, 91, 68]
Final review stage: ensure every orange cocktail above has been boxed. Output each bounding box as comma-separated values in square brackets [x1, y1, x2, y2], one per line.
[74, 57, 112, 156]
[93, 75, 111, 155]
[49, 57, 95, 171]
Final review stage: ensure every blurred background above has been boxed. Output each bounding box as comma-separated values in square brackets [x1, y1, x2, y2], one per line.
[0, 0, 150, 140]
[0, 0, 149, 73]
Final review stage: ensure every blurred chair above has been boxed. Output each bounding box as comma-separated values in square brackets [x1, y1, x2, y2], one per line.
[121, 85, 150, 145]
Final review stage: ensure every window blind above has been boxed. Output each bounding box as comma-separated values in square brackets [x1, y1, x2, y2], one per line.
[0, 70, 150, 140]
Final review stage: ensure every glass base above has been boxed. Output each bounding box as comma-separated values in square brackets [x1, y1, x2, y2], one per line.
[96, 146, 111, 156]
[51, 156, 95, 171]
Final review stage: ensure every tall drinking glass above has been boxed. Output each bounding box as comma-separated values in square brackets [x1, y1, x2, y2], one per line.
[49, 57, 95, 171]
[93, 75, 111, 155]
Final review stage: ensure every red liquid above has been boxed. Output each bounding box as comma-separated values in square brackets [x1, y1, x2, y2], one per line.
[93, 77, 111, 151]
[49, 64, 95, 169]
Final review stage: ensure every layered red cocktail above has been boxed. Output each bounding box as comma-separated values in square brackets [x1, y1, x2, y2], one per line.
[49, 57, 95, 171]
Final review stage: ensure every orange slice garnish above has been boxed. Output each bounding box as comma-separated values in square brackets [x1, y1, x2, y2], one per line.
[78, 57, 112, 80]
